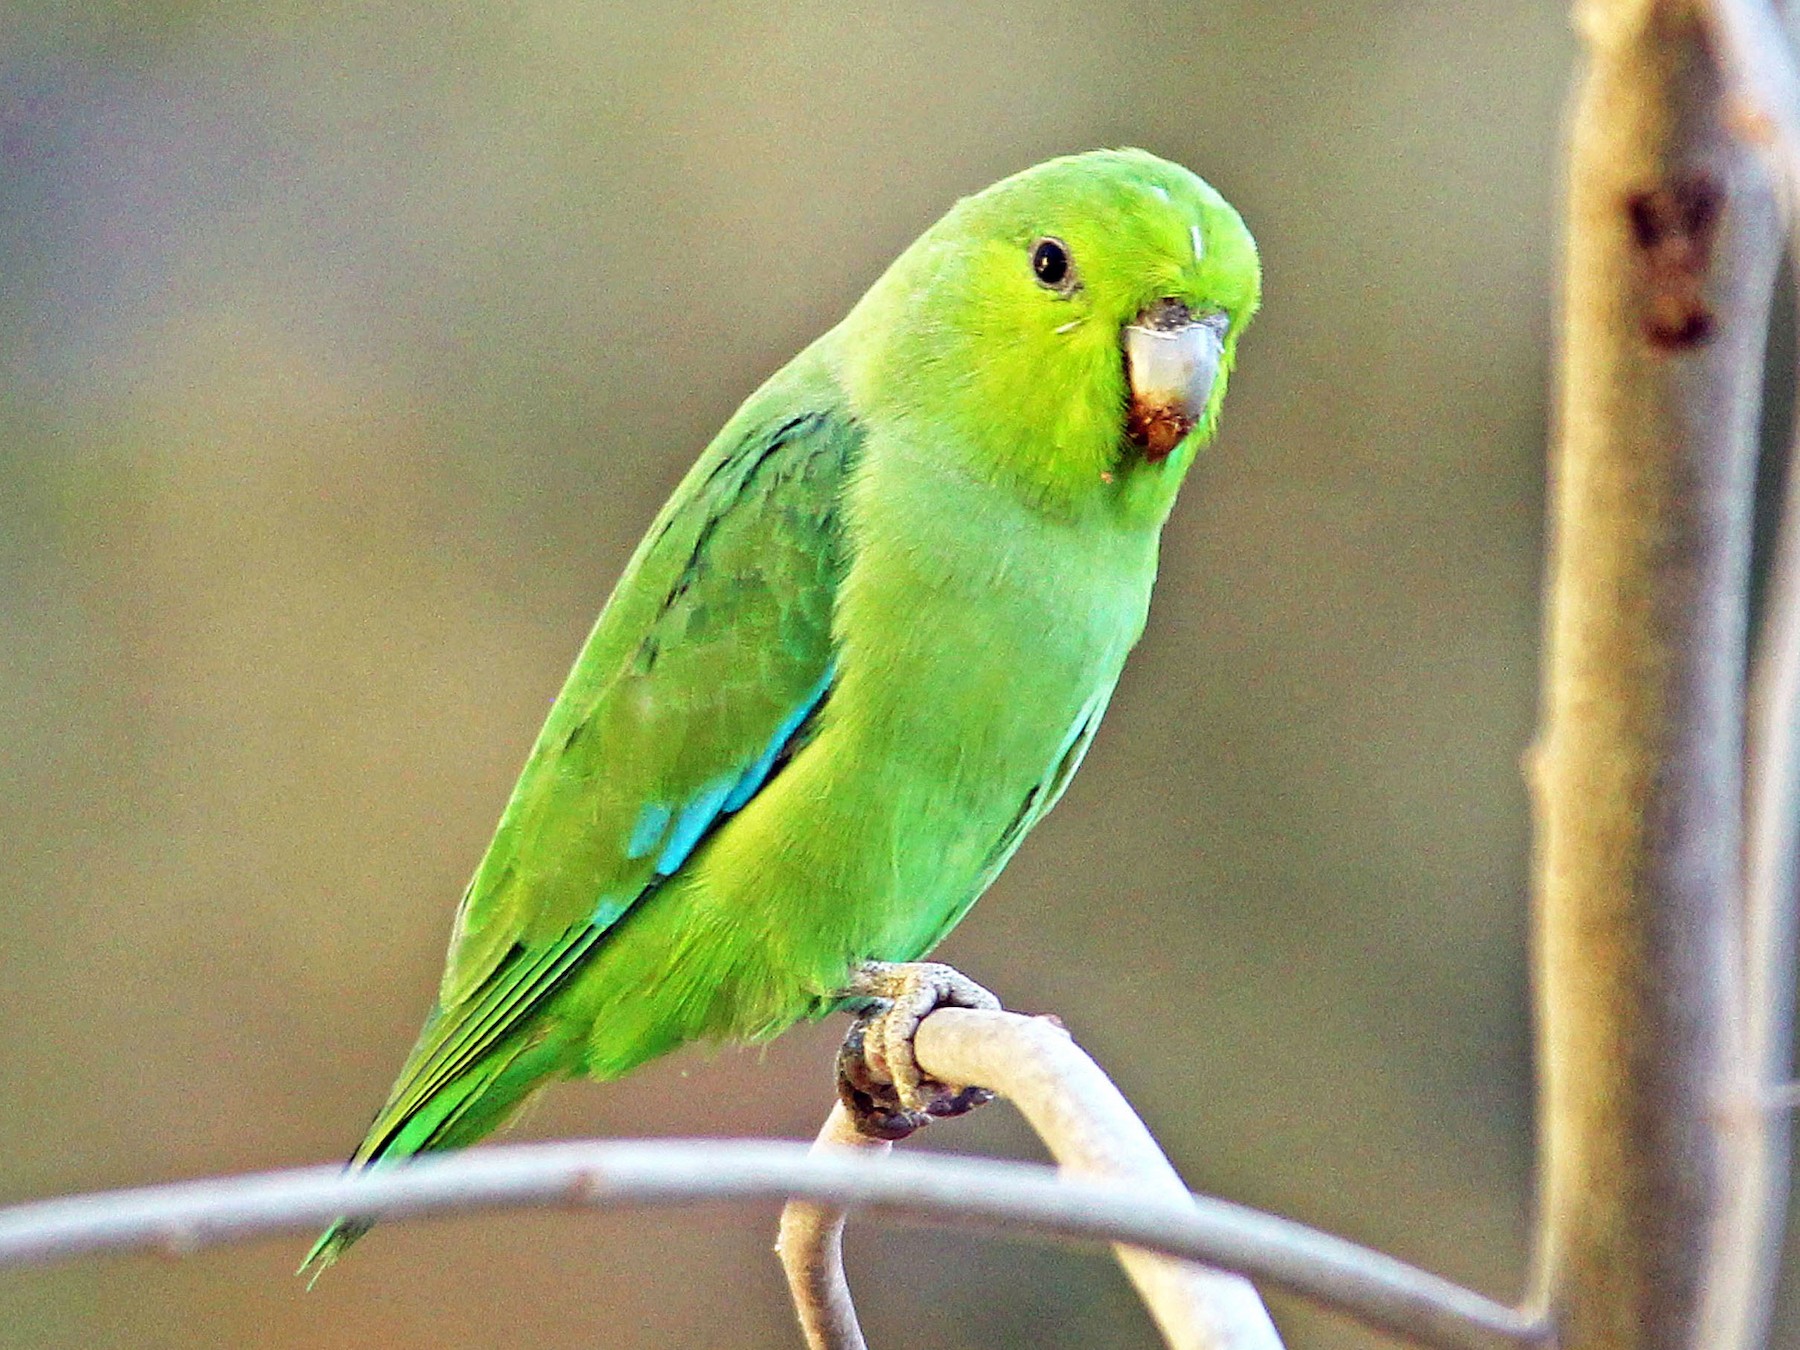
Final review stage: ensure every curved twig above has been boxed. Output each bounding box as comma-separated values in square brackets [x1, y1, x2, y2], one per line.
[777, 1010, 1283, 1350]
[776, 1105, 887, 1350]
[919, 1009, 1282, 1350]
[0, 1136, 1546, 1350]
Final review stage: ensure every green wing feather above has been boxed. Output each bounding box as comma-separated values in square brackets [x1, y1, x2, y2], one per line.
[443, 396, 859, 1003]
[303, 362, 861, 1277]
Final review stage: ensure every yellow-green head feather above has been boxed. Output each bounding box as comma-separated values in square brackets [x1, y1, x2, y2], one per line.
[839, 148, 1260, 518]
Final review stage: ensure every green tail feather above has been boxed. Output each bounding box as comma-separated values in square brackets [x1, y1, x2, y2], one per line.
[298, 1217, 370, 1284]
[296, 1071, 492, 1284]
[298, 1027, 565, 1284]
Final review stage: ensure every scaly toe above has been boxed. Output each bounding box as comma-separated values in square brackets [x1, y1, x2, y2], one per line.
[835, 1017, 931, 1140]
[833, 961, 1001, 1138]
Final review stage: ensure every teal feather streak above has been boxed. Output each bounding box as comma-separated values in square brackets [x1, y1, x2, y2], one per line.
[656, 778, 734, 875]
[614, 662, 836, 901]
[723, 664, 834, 812]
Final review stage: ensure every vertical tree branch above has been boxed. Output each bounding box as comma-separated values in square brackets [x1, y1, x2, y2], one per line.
[1693, 7, 1800, 1346]
[1532, 3, 1782, 1349]
[1715, 291, 1800, 1347]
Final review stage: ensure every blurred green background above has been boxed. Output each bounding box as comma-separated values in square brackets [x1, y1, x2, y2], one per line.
[8, 3, 1784, 1348]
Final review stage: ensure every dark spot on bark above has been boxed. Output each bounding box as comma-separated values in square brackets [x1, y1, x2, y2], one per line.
[1625, 174, 1722, 350]
[564, 1170, 608, 1203]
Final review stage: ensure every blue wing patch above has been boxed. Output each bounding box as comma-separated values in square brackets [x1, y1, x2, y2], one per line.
[657, 778, 735, 874]
[592, 894, 632, 927]
[602, 664, 835, 922]
[723, 665, 834, 812]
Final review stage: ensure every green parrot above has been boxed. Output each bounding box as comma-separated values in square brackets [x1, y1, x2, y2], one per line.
[303, 147, 1259, 1274]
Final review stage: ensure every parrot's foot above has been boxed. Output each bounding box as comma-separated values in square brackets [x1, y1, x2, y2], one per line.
[834, 961, 1000, 1140]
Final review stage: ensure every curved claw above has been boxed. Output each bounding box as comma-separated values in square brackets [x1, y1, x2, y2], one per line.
[835, 1020, 996, 1139]
[833, 961, 1001, 1140]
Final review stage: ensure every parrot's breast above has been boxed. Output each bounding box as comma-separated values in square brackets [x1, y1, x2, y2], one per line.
[665, 419, 1164, 1041]
[761, 428, 1159, 980]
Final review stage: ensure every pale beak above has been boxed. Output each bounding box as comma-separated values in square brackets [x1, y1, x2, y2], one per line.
[1123, 300, 1228, 463]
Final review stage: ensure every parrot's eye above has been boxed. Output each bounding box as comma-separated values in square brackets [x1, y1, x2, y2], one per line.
[1030, 237, 1074, 291]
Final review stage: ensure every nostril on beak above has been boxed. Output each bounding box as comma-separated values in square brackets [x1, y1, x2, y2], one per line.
[1135, 298, 1197, 331]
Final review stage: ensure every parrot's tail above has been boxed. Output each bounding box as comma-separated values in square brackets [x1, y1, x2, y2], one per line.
[299, 1216, 374, 1282]
[298, 1018, 576, 1285]
[301, 924, 612, 1283]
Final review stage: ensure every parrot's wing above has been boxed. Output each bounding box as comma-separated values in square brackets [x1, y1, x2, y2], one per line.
[361, 392, 861, 1158]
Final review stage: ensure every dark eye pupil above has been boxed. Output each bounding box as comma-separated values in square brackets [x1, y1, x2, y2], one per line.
[1032, 238, 1070, 287]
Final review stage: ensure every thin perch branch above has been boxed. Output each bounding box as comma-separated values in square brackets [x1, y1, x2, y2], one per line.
[0, 1137, 1547, 1350]
[777, 1010, 1283, 1350]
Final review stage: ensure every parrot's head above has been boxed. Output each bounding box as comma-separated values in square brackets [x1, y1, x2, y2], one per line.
[841, 147, 1261, 521]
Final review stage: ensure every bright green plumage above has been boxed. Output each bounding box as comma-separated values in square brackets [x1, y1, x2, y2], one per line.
[304, 148, 1259, 1273]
